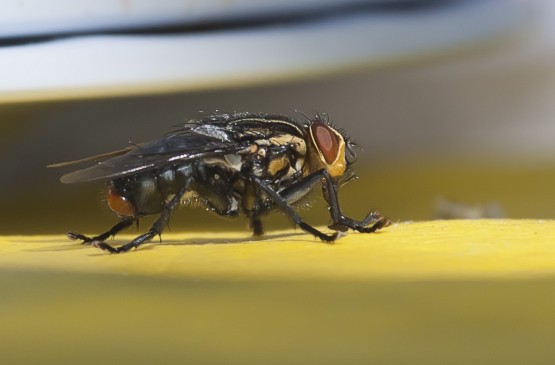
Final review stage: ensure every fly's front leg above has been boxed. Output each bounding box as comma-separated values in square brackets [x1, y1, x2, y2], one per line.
[320, 170, 391, 233]
[96, 178, 193, 254]
[279, 169, 389, 235]
[253, 176, 338, 242]
[67, 218, 135, 245]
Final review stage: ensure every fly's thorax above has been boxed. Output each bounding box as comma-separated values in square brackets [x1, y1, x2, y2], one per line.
[199, 134, 307, 182]
[304, 121, 347, 178]
[185, 162, 241, 217]
[202, 154, 243, 171]
[258, 134, 307, 179]
[267, 154, 289, 176]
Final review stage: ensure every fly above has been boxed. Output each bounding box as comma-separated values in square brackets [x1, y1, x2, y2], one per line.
[49, 112, 390, 253]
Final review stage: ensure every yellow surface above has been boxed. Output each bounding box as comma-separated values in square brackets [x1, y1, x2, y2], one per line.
[3, 220, 555, 364]
[2, 219, 555, 280]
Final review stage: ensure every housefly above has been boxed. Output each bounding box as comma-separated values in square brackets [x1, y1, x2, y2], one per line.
[50, 112, 390, 253]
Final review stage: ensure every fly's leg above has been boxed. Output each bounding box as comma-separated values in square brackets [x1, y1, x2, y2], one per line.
[277, 169, 389, 236]
[249, 183, 265, 237]
[67, 218, 135, 245]
[249, 216, 264, 237]
[252, 177, 339, 242]
[319, 170, 391, 233]
[96, 178, 193, 254]
[327, 212, 390, 233]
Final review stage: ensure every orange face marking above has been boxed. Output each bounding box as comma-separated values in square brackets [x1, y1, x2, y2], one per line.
[311, 122, 339, 165]
[106, 187, 137, 217]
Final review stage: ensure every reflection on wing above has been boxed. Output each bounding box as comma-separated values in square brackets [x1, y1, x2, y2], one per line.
[56, 125, 241, 184]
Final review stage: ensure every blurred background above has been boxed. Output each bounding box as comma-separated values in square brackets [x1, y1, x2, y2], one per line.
[5, 2, 555, 365]
[1, 0, 554, 234]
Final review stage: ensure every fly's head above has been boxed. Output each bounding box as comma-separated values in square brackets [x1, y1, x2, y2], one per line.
[305, 116, 357, 182]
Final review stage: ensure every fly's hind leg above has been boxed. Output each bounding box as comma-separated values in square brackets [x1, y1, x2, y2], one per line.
[67, 218, 135, 245]
[96, 178, 193, 254]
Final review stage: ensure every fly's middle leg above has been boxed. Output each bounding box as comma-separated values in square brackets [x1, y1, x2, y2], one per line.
[252, 177, 339, 242]
[249, 216, 264, 237]
[248, 183, 266, 237]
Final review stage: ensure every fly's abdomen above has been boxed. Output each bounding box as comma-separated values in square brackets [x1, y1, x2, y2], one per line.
[132, 176, 166, 215]
[136, 163, 199, 214]
[106, 185, 137, 217]
[106, 164, 191, 217]
[107, 176, 165, 216]
[156, 163, 194, 196]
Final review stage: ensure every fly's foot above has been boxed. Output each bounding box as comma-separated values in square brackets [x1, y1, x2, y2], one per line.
[298, 222, 340, 243]
[328, 212, 391, 233]
[358, 215, 391, 233]
[67, 220, 135, 249]
[67, 231, 102, 245]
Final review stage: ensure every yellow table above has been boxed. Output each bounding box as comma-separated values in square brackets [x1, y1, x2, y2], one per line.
[2, 220, 555, 364]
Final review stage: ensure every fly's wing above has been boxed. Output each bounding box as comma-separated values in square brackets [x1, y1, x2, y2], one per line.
[57, 124, 242, 184]
[47, 146, 137, 168]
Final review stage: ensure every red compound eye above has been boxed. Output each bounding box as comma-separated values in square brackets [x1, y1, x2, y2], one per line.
[310, 122, 339, 164]
[106, 187, 137, 217]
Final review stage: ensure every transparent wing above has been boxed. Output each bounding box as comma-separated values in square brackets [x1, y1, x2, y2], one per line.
[55, 126, 241, 184]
